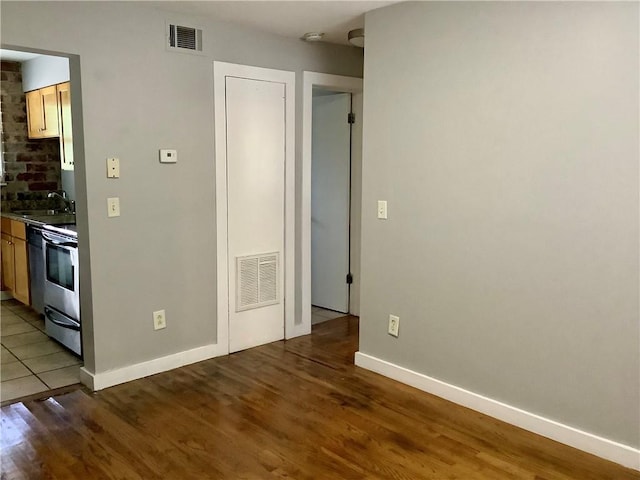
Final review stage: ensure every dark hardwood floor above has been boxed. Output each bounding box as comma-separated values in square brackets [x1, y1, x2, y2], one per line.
[1, 316, 638, 479]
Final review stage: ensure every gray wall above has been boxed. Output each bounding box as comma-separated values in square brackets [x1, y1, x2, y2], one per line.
[360, 2, 639, 447]
[1, 1, 363, 374]
[21, 54, 69, 92]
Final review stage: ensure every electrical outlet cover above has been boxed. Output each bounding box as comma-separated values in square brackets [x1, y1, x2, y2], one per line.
[153, 310, 167, 330]
[388, 314, 399, 337]
[106, 157, 120, 178]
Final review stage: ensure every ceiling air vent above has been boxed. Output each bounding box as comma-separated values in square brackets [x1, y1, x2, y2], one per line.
[168, 23, 203, 52]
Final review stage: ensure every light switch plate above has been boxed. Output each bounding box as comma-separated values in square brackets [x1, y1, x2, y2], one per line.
[377, 200, 388, 219]
[159, 149, 177, 163]
[107, 197, 120, 217]
[106, 157, 120, 178]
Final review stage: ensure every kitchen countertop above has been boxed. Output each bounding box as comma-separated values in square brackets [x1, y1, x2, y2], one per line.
[1, 211, 77, 238]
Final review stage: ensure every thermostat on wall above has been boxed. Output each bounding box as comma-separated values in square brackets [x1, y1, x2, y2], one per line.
[159, 149, 177, 163]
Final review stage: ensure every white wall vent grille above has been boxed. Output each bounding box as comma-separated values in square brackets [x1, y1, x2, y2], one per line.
[236, 252, 279, 312]
[167, 23, 203, 52]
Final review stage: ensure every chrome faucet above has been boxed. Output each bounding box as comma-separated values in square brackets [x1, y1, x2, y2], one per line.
[47, 190, 75, 214]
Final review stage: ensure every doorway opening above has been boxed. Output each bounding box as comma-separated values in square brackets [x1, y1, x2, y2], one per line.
[0, 47, 87, 404]
[302, 72, 363, 333]
[311, 89, 352, 324]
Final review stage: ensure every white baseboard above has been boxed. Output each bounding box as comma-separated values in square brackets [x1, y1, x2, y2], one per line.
[80, 343, 226, 391]
[286, 321, 311, 340]
[354, 351, 640, 471]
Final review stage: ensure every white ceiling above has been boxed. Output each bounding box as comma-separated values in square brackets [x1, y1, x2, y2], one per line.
[154, 1, 398, 46]
[0, 49, 41, 62]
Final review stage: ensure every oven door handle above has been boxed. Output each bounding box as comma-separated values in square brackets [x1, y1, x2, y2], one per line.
[45, 307, 80, 331]
[42, 232, 77, 248]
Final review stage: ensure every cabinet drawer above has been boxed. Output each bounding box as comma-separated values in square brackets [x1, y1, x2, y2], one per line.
[1, 217, 11, 235]
[10, 220, 27, 240]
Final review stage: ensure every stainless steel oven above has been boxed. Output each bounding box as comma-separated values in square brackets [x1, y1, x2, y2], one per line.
[43, 228, 81, 356]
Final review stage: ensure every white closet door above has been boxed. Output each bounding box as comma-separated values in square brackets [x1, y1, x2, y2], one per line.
[226, 76, 285, 353]
[311, 93, 351, 313]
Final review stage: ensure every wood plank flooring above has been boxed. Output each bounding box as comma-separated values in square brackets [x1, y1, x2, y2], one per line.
[1, 316, 638, 479]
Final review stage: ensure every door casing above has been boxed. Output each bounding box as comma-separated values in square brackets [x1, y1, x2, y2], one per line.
[214, 61, 296, 354]
[302, 72, 364, 333]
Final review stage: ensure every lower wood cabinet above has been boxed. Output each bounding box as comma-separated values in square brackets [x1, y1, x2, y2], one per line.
[1, 234, 15, 292]
[1, 219, 30, 306]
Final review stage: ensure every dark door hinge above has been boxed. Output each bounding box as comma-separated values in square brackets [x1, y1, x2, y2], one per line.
[347, 112, 355, 124]
[346, 273, 353, 284]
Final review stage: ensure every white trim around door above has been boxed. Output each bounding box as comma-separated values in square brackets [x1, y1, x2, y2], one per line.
[301, 72, 364, 335]
[214, 61, 296, 352]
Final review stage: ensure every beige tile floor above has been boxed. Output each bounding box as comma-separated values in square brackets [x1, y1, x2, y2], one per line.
[1, 299, 82, 404]
[311, 305, 350, 325]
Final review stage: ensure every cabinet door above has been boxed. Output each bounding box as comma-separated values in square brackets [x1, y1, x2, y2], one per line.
[40, 85, 60, 138]
[57, 82, 74, 171]
[1, 234, 15, 293]
[26, 90, 44, 138]
[26, 87, 59, 139]
[12, 237, 30, 306]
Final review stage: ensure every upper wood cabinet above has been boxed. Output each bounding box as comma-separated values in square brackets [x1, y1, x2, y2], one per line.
[25, 90, 43, 137]
[57, 82, 74, 171]
[25, 82, 74, 171]
[26, 85, 60, 139]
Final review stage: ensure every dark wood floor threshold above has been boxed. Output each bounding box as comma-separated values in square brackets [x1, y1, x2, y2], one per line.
[0, 382, 83, 408]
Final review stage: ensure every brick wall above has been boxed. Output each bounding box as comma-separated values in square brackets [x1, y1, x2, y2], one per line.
[1, 60, 62, 211]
